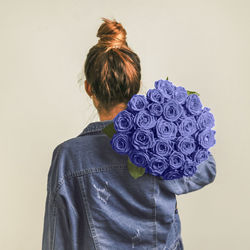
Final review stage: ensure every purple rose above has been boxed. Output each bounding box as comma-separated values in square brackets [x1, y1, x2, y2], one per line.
[128, 150, 150, 168]
[153, 139, 173, 157]
[131, 128, 156, 150]
[147, 102, 163, 117]
[175, 107, 189, 126]
[174, 86, 188, 104]
[169, 151, 185, 169]
[197, 109, 215, 130]
[197, 129, 216, 149]
[110, 133, 131, 155]
[155, 117, 177, 140]
[114, 110, 135, 133]
[185, 94, 202, 115]
[163, 99, 183, 122]
[162, 168, 183, 180]
[183, 159, 197, 177]
[127, 94, 149, 113]
[146, 88, 164, 103]
[194, 148, 209, 164]
[154, 79, 175, 99]
[147, 156, 169, 176]
[177, 136, 196, 155]
[178, 116, 197, 136]
[134, 110, 157, 129]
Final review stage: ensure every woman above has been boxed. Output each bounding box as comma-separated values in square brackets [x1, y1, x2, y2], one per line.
[42, 17, 216, 250]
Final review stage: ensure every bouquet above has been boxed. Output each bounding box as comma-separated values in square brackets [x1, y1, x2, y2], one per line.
[102, 77, 216, 180]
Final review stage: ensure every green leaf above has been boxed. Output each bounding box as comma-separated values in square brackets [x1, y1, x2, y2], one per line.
[166, 76, 169, 80]
[127, 158, 145, 179]
[102, 122, 116, 138]
[187, 90, 200, 96]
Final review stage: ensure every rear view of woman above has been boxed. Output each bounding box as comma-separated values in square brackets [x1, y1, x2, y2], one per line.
[42, 17, 216, 250]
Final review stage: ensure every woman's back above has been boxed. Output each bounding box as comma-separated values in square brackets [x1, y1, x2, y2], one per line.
[42, 119, 216, 250]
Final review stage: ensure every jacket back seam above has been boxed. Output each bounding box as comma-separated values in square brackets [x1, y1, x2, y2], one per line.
[50, 165, 129, 204]
[77, 176, 101, 250]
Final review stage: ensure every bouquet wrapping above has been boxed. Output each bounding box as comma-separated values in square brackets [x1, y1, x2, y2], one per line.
[102, 78, 216, 180]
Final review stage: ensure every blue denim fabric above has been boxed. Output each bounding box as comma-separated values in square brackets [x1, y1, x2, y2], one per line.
[42, 119, 216, 250]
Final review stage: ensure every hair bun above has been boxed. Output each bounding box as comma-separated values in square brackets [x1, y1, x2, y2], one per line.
[97, 17, 128, 50]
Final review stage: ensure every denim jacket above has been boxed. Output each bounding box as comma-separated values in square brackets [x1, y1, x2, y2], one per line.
[42, 119, 216, 250]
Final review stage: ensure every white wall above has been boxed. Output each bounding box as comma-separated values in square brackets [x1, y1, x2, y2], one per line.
[1, 0, 249, 249]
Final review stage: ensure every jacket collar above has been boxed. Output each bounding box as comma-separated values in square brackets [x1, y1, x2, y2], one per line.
[78, 119, 114, 136]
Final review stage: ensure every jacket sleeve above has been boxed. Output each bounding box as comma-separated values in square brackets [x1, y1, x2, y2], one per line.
[42, 145, 82, 250]
[42, 189, 55, 250]
[42, 185, 82, 250]
[42, 146, 59, 250]
[158, 153, 216, 195]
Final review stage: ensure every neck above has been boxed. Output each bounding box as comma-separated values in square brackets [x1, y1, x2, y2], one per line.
[98, 103, 127, 121]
